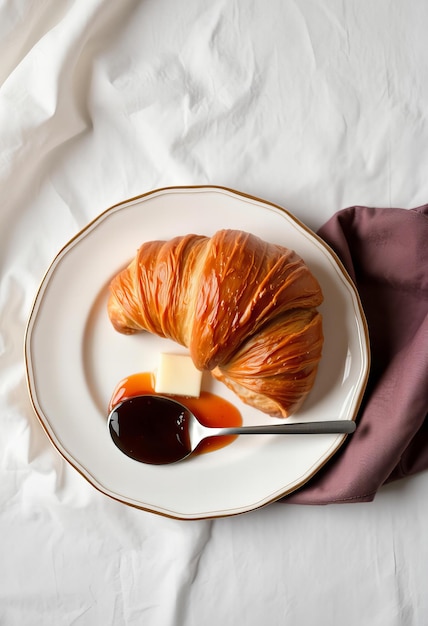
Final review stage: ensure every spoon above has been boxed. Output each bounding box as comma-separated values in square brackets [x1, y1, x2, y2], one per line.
[108, 394, 356, 465]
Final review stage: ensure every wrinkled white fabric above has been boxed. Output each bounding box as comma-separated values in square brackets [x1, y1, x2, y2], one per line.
[1, 1, 428, 624]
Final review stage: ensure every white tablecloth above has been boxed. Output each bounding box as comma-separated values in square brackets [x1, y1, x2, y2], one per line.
[1, 1, 427, 624]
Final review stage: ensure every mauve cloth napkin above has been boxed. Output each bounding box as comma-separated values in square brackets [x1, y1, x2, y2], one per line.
[283, 204, 428, 504]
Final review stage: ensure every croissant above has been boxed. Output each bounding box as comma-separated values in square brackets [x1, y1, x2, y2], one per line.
[108, 229, 324, 417]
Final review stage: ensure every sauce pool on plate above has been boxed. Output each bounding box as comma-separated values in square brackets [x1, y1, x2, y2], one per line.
[108, 372, 242, 458]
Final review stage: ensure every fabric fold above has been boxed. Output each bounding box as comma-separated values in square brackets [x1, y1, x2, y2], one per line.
[283, 204, 428, 504]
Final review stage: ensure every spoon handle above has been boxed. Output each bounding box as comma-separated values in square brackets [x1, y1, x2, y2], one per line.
[215, 420, 356, 436]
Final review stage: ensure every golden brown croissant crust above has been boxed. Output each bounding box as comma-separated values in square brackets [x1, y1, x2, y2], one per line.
[108, 229, 323, 417]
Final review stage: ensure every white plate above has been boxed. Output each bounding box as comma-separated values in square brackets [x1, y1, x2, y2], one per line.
[25, 186, 370, 519]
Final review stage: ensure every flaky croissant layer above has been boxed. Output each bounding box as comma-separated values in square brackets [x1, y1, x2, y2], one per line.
[108, 229, 324, 417]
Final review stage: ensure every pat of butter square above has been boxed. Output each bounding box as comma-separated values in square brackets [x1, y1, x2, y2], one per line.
[154, 353, 203, 397]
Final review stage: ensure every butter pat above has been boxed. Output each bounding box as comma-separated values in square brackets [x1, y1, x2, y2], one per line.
[154, 353, 203, 398]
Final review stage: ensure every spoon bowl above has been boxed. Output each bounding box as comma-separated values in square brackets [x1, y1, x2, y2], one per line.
[107, 394, 356, 465]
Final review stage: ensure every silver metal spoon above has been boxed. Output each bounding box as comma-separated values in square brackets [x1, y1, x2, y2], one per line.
[108, 394, 356, 465]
